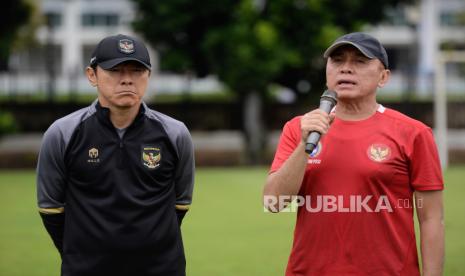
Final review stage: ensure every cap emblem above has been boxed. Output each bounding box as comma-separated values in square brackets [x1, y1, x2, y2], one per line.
[118, 39, 135, 54]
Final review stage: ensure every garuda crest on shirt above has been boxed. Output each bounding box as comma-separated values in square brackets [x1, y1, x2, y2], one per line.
[142, 146, 161, 169]
[367, 144, 391, 162]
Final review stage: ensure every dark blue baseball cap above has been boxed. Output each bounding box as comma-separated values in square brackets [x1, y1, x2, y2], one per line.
[323, 32, 389, 69]
[89, 34, 151, 70]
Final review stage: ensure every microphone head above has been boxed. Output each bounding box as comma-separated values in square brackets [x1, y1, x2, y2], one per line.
[321, 90, 338, 105]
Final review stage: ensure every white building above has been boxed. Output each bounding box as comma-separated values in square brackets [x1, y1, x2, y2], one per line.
[1, 0, 221, 97]
[1, 0, 464, 98]
[368, 0, 465, 96]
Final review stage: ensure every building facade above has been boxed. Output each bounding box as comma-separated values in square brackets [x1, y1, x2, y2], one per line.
[1, 0, 464, 97]
[1, 0, 221, 97]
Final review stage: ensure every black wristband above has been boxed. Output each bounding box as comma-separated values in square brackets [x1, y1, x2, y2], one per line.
[39, 212, 65, 255]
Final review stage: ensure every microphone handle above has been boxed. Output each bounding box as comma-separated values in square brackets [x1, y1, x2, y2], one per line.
[305, 133, 320, 154]
[304, 101, 334, 154]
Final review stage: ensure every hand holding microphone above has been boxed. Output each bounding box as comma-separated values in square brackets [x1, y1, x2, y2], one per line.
[303, 90, 338, 154]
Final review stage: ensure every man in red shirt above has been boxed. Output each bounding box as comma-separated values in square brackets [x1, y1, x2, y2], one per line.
[263, 32, 444, 276]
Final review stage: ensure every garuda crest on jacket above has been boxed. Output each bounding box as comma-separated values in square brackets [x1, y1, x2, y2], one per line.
[142, 146, 161, 169]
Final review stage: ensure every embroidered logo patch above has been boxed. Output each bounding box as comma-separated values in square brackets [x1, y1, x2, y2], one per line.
[142, 146, 161, 169]
[367, 144, 391, 162]
[87, 147, 100, 163]
[118, 39, 135, 54]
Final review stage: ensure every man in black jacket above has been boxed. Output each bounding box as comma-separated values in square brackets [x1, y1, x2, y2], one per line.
[36, 34, 195, 276]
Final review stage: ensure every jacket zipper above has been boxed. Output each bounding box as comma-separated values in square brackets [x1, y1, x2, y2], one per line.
[117, 134, 125, 170]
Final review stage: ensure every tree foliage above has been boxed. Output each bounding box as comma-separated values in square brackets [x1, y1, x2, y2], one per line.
[0, 0, 34, 71]
[132, 0, 413, 97]
[131, 0, 413, 163]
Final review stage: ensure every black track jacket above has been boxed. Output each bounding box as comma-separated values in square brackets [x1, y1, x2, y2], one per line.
[37, 101, 194, 276]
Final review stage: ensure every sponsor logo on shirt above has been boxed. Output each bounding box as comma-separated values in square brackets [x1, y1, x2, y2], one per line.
[87, 147, 100, 163]
[142, 146, 161, 169]
[307, 141, 322, 164]
[367, 144, 391, 162]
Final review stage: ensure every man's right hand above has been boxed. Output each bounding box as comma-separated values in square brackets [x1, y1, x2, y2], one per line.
[300, 109, 335, 144]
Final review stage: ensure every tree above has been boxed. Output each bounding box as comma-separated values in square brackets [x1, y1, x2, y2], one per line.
[131, 0, 413, 163]
[0, 0, 34, 71]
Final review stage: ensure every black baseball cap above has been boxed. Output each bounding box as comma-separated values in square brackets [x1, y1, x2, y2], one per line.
[323, 32, 389, 69]
[89, 34, 151, 70]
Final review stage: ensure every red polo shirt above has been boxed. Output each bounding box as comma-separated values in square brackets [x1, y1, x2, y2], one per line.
[270, 105, 443, 276]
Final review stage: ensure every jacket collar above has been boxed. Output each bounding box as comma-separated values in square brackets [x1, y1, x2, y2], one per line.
[94, 100, 146, 129]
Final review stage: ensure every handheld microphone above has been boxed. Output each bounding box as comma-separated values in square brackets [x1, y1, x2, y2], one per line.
[305, 90, 338, 154]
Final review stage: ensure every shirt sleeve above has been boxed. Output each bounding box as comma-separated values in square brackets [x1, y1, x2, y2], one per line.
[269, 118, 300, 174]
[174, 124, 195, 211]
[36, 122, 68, 211]
[408, 127, 444, 191]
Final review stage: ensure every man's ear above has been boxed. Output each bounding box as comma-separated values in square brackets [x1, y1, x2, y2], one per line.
[378, 69, 391, 88]
[86, 67, 98, 87]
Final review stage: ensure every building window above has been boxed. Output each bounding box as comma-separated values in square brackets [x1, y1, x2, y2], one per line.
[440, 11, 465, 26]
[13, 45, 62, 73]
[382, 7, 409, 26]
[81, 13, 119, 27]
[45, 12, 62, 28]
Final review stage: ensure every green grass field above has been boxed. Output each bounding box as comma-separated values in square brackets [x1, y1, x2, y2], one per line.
[0, 167, 464, 275]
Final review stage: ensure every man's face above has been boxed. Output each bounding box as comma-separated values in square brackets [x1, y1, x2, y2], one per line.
[325, 45, 389, 101]
[86, 61, 150, 109]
